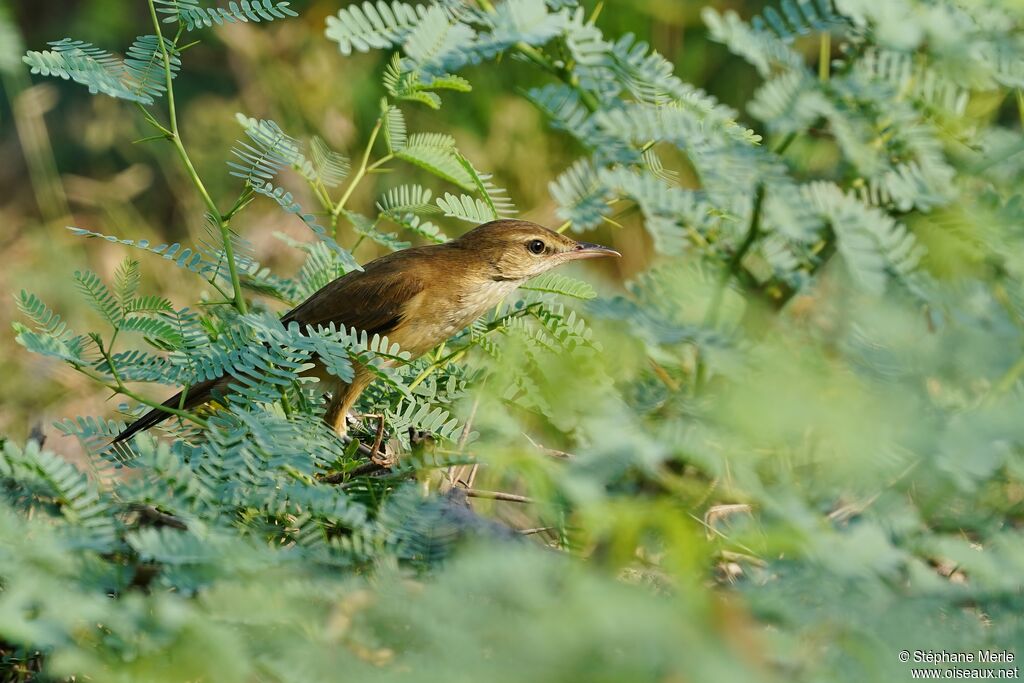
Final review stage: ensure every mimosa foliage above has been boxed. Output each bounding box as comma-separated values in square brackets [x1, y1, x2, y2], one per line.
[8, 0, 1024, 681]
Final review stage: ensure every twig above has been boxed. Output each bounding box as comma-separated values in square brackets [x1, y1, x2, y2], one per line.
[522, 433, 574, 459]
[464, 489, 534, 504]
[318, 426, 394, 484]
[518, 527, 554, 535]
[369, 415, 390, 466]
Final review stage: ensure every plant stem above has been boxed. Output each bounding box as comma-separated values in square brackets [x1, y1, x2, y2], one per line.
[773, 131, 798, 155]
[705, 183, 765, 328]
[409, 348, 469, 390]
[366, 153, 394, 172]
[515, 42, 601, 112]
[78, 365, 208, 430]
[819, 33, 832, 82]
[332, 115, 385, 238]
[145, 0, 247, 315]
[223, 186, 255, 221]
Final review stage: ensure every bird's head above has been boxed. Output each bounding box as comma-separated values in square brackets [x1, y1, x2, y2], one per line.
[455, 219, 620, 282]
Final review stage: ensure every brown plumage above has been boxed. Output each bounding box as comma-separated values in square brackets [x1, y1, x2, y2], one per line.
[113, 219, 619, 443]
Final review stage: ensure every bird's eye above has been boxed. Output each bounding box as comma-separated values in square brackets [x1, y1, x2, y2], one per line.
[527, 239, 546, 255]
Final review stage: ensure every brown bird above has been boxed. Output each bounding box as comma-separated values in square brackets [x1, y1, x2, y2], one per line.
[113, 219, 620, 443]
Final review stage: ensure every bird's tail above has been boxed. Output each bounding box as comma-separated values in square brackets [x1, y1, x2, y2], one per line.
[112, 377, 222, 444]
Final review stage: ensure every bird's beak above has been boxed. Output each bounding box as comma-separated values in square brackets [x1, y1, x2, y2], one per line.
[565, 241, 622, 260]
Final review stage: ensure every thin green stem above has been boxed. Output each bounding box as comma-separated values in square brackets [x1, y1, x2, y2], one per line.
[223, 186, 255, 221]
[81, 354, 208, 430]
[819, 33, 831, 82]
[515, 42, 600, 112]
[409, 348, 469, 391]
[773, 131, 798, 155]
[145, 0, 247, 315]
[132, 133, 171, 145]
[366, 153, 394, 172]
[134, 102, 172, 137]
[476, 0, 599, 114]
[332, 115, 385, 238]
[705, 183, 766, 328]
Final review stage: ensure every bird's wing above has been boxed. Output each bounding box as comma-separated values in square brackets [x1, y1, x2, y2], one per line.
[281, 251, 427, 336]
[115, 250, 433, 444]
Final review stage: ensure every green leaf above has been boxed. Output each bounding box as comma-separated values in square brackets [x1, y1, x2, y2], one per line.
[119, 315, 186, 349]
[396, 133, 476, 190]
[23, 36, 179, 104]
[402, 5, 475, 73]
[435, 192, 496, 224]
[383, 53, 472, 109]
[229, 114, 303, 185]
[801, 181, 924, 293]
[549, 158, 611, 231]
[74, 270, 121, 326]
[125, 295, 176, 315]
[376, 184, 438, 215]
[382, 103, 408, 153]
[155, 0, 298, 31]
[385, 212, 449, 244]
[113, 259, 141, 308]
[16, 291, 69, 338]
[326, 1, 427, 55]
[67, 227, 222, 278]
[309, 135, 350, 187]
[250, 180, 361, 272]
[13, 325, 87, 363]
[345, 210, 411, 251]
[520, 273, 596, 300]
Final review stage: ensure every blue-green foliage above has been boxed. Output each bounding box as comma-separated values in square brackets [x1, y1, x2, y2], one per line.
[155, 0, 297, 31]
[9, 0, 1024, 681]
[23, 35, 179, 104]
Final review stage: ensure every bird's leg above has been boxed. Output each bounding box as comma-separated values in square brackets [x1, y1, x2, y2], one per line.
[323, 364, 376, 438]
[323, 390, 350, 437]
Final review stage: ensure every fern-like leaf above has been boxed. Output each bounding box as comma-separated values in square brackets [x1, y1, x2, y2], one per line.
[155, 0, 297, 31]
[345, 210, 411, 251]
[519, 273, 596, 300]
[383, 103, 409, 153]
[23, 36, 179, 104]
[67, 227, 222, 278]
[113, 259, 141, 307]
[310, 135, 350, 187]
[74, 271, 122, 326]
[549, 158, 611, 231]
[396, 133, 476, 190]
[377, 184, 437, 215]
[250, 180, 361, 272]
[325, 1, 427, 55]
[435, 192, 496, 223]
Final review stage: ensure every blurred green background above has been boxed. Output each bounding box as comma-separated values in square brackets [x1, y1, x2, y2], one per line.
[0, 0, 774, 447]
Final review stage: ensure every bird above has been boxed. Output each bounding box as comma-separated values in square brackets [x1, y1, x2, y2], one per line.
[113, 219, 620, 443]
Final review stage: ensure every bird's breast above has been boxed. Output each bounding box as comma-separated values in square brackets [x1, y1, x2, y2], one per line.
[390, 277, 523, 357]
